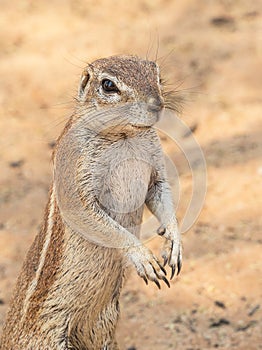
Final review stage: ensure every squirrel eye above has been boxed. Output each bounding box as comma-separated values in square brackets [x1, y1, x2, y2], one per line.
[101, 79, 119, 93]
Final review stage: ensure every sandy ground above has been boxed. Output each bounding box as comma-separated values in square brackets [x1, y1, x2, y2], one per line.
[0, 1, 261, 349]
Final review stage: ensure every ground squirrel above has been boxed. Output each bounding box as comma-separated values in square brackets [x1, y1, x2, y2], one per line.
[0, 55, 182, 350]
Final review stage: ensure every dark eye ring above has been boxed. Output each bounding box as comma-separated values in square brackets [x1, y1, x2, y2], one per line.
[101, 79, 119, 93]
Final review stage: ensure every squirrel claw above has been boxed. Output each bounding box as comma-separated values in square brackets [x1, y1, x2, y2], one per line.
[153, 278, 161, 289]
[158, 263, 167, 276]
[142, 275, 148, 285]
[177, 257, 182, 275]
[170, 265, 176, 280]
[152, 262, 169, 288]
[162, 276, 170, 288]
[163, 256, 168, 267]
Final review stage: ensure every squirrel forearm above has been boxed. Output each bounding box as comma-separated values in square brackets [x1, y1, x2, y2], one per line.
[146, 181, 176, 225]
[56, 184, 142, 250]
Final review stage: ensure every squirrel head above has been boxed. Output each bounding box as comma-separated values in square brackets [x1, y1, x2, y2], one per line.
[77, 55, 164, 130]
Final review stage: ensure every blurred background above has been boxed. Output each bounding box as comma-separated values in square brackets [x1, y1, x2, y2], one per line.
[0, 1, 261, 349]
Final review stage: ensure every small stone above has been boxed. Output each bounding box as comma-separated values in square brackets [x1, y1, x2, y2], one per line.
[9, 159, 24, 168]
[209, 318, 230, 328]
[248, 304, 260, 316]
[214, 300, 226, 309]
[236, 320, 257, 331]
[210, 16, 234, 27]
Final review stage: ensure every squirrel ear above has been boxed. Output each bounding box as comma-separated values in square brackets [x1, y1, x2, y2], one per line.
[78, 68, 91, 97]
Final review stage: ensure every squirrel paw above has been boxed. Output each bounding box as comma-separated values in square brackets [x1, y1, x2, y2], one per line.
[126, 245, 170, 289]
[157, 217, 182, 279]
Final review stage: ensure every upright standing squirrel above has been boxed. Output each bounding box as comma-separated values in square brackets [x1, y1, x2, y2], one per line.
[0, 55, 182, 350]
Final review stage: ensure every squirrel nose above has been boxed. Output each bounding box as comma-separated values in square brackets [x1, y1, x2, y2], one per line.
[147, 97, 164, 112]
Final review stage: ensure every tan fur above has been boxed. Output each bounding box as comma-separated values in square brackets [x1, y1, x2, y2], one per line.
[0, 55, 182, 350]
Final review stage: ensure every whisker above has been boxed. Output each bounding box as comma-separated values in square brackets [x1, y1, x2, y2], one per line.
[154, 31, 160, 63]
[157, 47, 176, 67]
[146, 31, 154, 61]
[62, 53, 89, 69]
